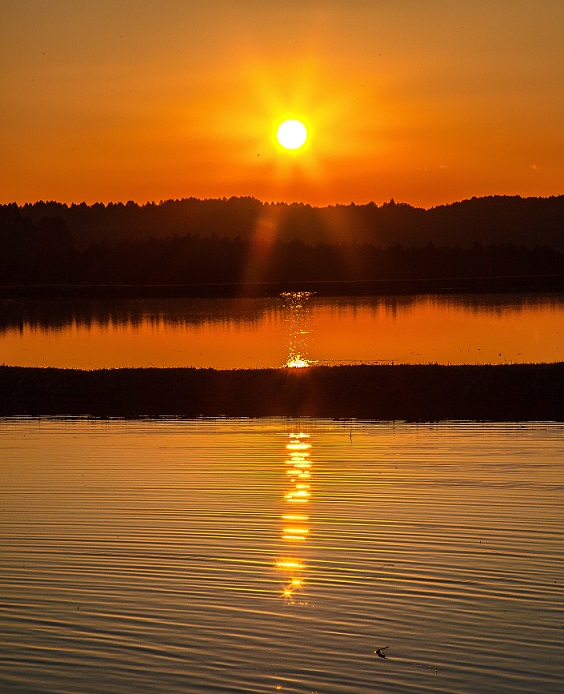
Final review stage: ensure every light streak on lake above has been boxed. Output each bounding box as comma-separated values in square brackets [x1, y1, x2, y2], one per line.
[1, 419, 562, 693]
[1, 293, 563, 368]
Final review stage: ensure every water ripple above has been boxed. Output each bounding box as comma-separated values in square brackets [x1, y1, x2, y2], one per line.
[1, 419, 563, 693]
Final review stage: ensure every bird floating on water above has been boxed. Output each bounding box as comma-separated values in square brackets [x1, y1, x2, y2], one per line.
[375, 646, 389, 659]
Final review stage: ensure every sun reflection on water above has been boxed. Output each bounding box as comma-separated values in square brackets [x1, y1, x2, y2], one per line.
[281, 292, 315, 368]
[276, 431, 313, 604]
[286, 357, 310, 369]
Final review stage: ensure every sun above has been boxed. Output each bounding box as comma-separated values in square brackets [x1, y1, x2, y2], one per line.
[276, 119, 308, 150]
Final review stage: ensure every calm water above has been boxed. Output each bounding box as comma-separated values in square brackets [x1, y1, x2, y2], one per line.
[1, 293, 564, 368]
[1, 419, 562, 693]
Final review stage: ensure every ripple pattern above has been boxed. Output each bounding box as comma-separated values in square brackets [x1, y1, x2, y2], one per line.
[1, 419, 563, 693]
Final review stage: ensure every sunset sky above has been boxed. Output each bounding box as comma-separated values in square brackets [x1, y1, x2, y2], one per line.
[1, 0, 563, 208]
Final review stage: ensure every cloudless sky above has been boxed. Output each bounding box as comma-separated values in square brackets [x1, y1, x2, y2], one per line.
[1, 0, 563, 207]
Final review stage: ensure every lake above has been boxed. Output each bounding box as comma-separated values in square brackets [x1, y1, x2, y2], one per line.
[1, 419, 562, 693]
[1, 292, 564, 369]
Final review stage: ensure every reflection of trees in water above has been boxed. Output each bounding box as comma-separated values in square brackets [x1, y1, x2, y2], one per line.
[319, 293, 564, 320]
[0, 298, 278, 333]
[1, 292, 563, 333]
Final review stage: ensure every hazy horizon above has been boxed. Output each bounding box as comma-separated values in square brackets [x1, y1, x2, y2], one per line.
[2, 1, 563, 208]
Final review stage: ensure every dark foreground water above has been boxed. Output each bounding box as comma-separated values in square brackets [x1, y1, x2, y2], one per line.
[1, 419, 563, 693]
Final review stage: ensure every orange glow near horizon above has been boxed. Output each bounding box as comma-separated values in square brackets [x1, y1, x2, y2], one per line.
[1, 3, 562, 208]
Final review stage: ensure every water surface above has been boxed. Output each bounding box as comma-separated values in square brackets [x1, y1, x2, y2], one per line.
[1, 293, 564, 368]
[1, 419, 562, 693]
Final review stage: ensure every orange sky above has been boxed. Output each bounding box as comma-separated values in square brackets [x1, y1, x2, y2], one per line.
[1, 1, 563, 208]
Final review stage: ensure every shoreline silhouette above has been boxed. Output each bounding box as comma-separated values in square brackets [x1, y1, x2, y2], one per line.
[1, 275, 563, 301]
[2, 196, 563, 290]
[1, 363, 562, 421]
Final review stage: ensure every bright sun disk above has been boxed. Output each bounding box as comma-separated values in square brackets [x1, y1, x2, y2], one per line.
[277, 119, 307, 150]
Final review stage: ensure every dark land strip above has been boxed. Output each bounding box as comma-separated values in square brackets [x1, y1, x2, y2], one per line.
[1, 364, 563, 421]
[1, 275, 564, 300]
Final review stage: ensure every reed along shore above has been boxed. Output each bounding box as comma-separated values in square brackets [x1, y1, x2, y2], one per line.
[1, 363, 563, 421]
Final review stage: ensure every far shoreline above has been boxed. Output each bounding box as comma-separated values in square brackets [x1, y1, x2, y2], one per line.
[1, 363, 563, 422]
[1, 274, 564, 300]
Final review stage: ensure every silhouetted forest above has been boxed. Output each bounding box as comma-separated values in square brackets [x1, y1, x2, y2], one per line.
[1, 196, 563, 287]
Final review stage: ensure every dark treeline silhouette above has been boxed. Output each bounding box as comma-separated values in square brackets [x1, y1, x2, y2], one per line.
[4, 195, 564, 248]
[1, 195, 563, 287]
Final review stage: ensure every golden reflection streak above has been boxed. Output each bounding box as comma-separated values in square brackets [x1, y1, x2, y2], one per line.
[276, 560, 304, 570]
[276, 430, 313, 603]
[282, 292, 315, 369]
[286, 358, 310, 369]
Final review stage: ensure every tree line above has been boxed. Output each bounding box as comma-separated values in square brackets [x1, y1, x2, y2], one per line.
[4, 194, 564, 249]
[1, 196, 563, 285]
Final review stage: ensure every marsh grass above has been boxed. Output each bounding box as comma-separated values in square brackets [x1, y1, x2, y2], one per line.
[1, 363, 562, 421]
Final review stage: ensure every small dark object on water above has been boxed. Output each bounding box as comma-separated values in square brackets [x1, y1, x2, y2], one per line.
[375, 646, 389, 659]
